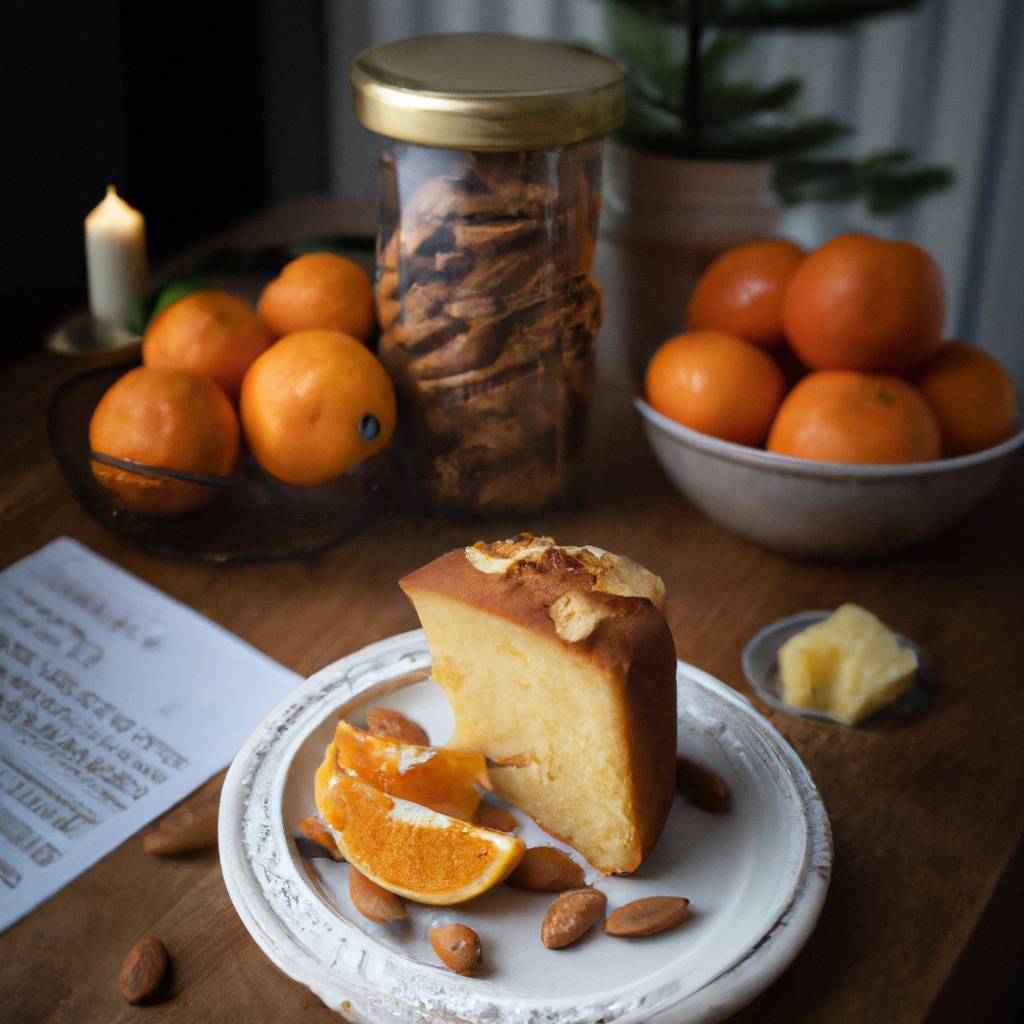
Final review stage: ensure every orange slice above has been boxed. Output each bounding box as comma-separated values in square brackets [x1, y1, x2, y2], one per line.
[316, 744, 524, 905]
[333, 719, 486, 820]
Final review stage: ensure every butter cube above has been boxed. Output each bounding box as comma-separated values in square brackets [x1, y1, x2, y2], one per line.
[777, 604, 918, 725]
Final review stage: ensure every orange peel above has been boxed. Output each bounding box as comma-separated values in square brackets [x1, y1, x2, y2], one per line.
[332, 719, 485, 820]
[316, 744, 524, 905]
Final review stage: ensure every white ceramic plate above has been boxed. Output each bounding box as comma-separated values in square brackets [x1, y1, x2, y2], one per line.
[219, 630, 831, 1024]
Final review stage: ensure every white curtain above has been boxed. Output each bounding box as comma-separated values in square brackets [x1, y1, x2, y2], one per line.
[316, 0, 1024, 384]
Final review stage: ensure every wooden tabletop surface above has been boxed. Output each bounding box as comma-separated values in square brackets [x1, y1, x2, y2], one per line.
[2, 198, 1022, 1024]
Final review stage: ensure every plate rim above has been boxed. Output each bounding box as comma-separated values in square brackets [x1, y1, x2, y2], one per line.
[219, 628, 832, 1024]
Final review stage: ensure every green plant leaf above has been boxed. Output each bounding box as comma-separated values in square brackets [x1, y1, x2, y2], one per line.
[698, 32, 804, 120]
[773, 154, 954, 211]
[714, 0, 923, 29]
[147, 276, 215, 325]
[620, 115, 850, 158]
[698, 28, 751, 69]
[867, 168, 956, 214]
[603, 0, 946, 215]
[702, 75, 802, 121]
[606, 0, 688, 107]
[609, 0, 923, 29]
[615, 29, 805, 129]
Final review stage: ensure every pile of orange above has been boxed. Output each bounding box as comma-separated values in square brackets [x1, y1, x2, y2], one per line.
[316, 718, 524, 905]
[88, 253, 396, 515]
[646, 234, 1019, 464]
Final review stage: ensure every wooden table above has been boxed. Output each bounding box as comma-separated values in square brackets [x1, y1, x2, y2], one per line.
[2, 199, 1022, 1023]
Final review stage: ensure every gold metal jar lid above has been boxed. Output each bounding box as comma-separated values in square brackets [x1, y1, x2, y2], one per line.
[352, 33, 625, 151]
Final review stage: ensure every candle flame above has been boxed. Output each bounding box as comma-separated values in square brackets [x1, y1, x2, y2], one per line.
[86, 185, 143, 229]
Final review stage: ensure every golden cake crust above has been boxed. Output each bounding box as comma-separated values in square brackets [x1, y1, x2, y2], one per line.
[400, 536, 677, 870]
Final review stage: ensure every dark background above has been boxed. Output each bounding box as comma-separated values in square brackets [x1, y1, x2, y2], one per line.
[3, 0, 1022, 382]
[1, 1, 330, 356]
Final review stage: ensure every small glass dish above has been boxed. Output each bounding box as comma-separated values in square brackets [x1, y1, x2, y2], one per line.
[49, 361, 388, 564]
[742, 610, 935, 729]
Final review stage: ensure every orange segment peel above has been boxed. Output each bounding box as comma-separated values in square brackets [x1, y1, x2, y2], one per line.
[333, 719, 486, 820]
[315, 743, 524, 905]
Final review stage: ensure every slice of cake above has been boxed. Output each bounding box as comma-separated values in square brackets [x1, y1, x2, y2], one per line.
[400, 535, 677, 874]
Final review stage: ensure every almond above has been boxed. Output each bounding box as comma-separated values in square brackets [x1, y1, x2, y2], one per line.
[119, 937, 169, 1004]
[348, 867, 406, 923]
[296, 816, 344, 861]
[365, 707, 429, 745]
[143, 790, 219, 856]
[475, 804, 518, 833]
[429, 923, 482, 976]
[605, 896, 692, 938]
[541, 888, 607, 949]
[676, 756, 731, 814]
[506, 845, 584, 892]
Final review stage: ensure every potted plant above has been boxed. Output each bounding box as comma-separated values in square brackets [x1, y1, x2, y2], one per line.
[596, 0, 952, 379]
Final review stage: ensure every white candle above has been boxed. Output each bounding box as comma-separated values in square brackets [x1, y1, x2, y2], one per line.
[85, 185, 148, 329]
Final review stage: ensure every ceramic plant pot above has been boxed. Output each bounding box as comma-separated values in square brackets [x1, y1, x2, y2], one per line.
[597, 144, 780, 384]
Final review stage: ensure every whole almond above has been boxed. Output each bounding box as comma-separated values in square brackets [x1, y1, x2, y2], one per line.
[348, 867, 406, 923]
[506, 846, 585, 892]
[677, 756, 731, 814]
[475, 804, 518, 833]
[119, 937, 169, 1004]
[605, 896, 692, 938]
[429, 923, 482, 976]
[296, 816, 344, 861]
[366, 707, 429, 745]
[542, 888, 607, 949]
[143, 791, 219, 855]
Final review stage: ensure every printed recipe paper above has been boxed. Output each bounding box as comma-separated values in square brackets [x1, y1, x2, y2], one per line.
[0, 537, 299, 932]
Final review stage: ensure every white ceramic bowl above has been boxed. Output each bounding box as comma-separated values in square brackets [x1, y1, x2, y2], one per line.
[635, 398, 1024, 559]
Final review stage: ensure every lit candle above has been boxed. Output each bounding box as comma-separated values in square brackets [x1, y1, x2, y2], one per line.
[85, 185, 147, 330]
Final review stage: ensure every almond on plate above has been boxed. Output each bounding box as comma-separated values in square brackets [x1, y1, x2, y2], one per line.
[296, 816, 344, 861]
[541, 888, 607, 949]
[605, 896, 692, 938]
[475, 803, 518, 833]
[349, 867, 406, 923]
[676, 756, 731, 815]
[429, 923, 482, 976]
[365, 706, 429, 745]
[506, 846, 585, 892]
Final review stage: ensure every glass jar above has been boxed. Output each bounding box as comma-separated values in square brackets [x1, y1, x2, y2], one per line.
[352, 34, 624, 514]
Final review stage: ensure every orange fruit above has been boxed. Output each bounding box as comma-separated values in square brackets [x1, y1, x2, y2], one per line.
[913, 340, 1020, 456]
[315, 745, 525, 905]
[645, 330, 787, 446]
[258, 252, 374, 341]
[142, 289, 274, 399]
[240, 329, 396, 486]
[687, 238, 805, 348]
[333, 719, 486, 821]
[767, 370, 941, 464]
[782, 233, 944, 375]
[89, 366, 240, 514]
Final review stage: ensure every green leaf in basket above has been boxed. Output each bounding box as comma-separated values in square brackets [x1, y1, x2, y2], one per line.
[149, 276, 215, 324]
[286, 235, 375, 259]
[125, 295, 148, 336]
